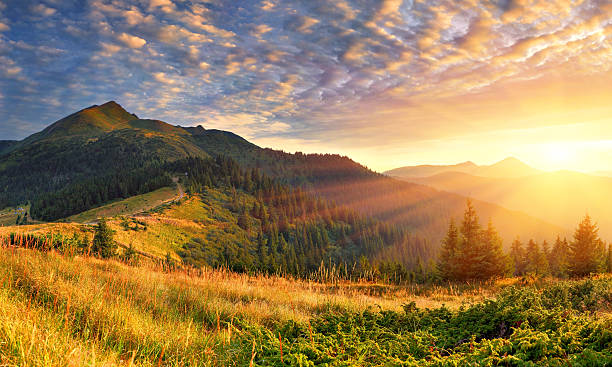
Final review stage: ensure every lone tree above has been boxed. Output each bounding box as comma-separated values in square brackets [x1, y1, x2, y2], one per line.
[569, 214, 604, 276]
[92, 218, 116, 258]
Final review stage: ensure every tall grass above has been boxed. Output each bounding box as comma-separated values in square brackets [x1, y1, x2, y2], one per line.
[2, 237, 609, 366]
[0, 241, 482, 366]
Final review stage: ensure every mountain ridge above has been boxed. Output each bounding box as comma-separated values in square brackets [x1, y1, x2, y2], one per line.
[386, 157, 542, 178]
[0, 101, 566, 250]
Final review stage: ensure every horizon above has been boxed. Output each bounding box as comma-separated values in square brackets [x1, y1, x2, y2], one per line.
[1, 0, 611, 173]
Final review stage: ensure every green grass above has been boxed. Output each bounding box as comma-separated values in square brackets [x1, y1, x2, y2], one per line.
[0, 244, 610, 366]
[67, 186, 179, 224]
[0, 205, 31, 227]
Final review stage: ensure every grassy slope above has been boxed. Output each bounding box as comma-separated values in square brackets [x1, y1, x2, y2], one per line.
[0, 205, 29, 227]
[0, 188, 257, 262]
[66, 186, 179, 224]
[0, 246, 609, 366]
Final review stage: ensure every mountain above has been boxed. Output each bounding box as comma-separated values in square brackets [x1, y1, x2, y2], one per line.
[21, 101, 137, 144]
[0, 101, 564, 252]
[394, 169, 612, 240]
[593, 170, 612, 178]
[386, 157, 541, 178]
[0, 140, 17, 155]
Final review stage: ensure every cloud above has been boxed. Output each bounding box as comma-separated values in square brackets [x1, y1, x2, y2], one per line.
[153, 72, 176, 85]
[117, 33, 146, 48]
[1, 0, 611, 173]
[296, 16, 319, 34]
[98, 42, 121, 57]
[31, 4, 56, 17]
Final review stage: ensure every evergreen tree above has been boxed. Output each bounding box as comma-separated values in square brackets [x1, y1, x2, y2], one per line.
[569, 215, 604, 276]
[525, 239, 540, 275]
[440, 201, 507, 281]
[481, 220, 508, 278]
[92, 218, 116, 258]
[510, 237, 526, 276]
[549, 236, 570, 277]
[607, 243, 612, 273]
[455, 200, 483, 280]
[438, 220, 459, 280]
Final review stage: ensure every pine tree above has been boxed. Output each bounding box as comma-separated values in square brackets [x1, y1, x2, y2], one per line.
[525, 239, 540, 275]
[455, 200, 483, 280]
[569, 215, 604, 276]
[92, 218, 116, 258]
[438, 220, 459, 280]
[441, 201, 507, 281]
[537, 240, 550, 276]
[481, 220, 508, 279]
[607, 243, 612, 273]
[510, 237, 526, 276]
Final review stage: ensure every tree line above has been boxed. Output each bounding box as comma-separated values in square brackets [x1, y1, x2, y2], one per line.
[171, 156, 434, 278]
[438, 201, 611, 281]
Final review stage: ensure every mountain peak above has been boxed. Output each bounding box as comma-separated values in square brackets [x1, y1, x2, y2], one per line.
[23, 101, 136, 143]
[482, 157, 540, 178]
[496, 157, 523, 164]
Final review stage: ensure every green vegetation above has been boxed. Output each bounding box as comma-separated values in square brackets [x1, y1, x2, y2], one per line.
[438, 203, 610, 282]
[66, 186, 179, 223]
[438, 201, 507, 281]
[0, 244, 609, 366]
[92, 218, 116, 258]
[1, 101, 562, 255]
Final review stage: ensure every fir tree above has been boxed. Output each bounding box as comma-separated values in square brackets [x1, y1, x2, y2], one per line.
[481, 220, 508, 278]
[569, 215, 604, 276]
[510, 237, 526, 276]
[525, 239, 540, 275]
[92, 218, 116, 258]
[455, 200, 483, 280]
[440, 201, 507, 281]
[438, 220, 459, 280]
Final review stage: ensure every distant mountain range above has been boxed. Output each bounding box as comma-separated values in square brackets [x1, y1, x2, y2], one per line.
[0, 102, 565, 253]
[386, 160, 612, 240]
[385, 157, 542, 178]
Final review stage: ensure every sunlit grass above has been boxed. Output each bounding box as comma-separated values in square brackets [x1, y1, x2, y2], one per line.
[0, 244, 518, 366]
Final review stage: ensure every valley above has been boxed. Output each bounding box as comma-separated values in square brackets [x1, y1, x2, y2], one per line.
[0, 102, 609, 366]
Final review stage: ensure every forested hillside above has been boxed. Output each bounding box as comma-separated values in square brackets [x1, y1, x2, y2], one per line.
[0, 101, 563, 250]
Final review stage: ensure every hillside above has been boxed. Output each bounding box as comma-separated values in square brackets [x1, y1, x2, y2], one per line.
[0, 244, 610, 366]
[0, 101, 564, 252]
[394, 169, 612, 240]
[386, 157, 542, 178]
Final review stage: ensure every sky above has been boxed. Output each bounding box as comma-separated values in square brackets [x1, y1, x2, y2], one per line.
[0, 0, 611, 173]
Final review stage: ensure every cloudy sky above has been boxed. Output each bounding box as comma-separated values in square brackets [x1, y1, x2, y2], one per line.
[1, 0, 611, 172]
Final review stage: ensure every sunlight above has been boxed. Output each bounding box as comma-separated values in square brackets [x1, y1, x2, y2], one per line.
[541, 143, 572, 169]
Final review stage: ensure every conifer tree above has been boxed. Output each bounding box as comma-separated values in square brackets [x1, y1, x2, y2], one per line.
[440, 201, 507, 281]
[510, 237, 526, 276]
[569, 215, 604, 276]
[481, 220, 508, 278]
[92, 218, 116, 258]
[607, 243, 612, 273]
[455, 200, 483, 280]
[438, 220, 459, 280]
[525, 239, 540, 275]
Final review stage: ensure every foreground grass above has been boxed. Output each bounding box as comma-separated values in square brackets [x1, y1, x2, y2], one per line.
[0, 246, 611, 366]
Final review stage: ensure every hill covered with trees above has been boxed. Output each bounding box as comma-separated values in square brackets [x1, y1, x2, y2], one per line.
[0, 102, 563, 258]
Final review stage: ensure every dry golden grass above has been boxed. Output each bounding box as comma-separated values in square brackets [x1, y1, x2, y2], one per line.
[0, 243, 508, 366]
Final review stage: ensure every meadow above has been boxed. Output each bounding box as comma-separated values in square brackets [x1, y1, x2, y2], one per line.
[0, 241, 610, 366]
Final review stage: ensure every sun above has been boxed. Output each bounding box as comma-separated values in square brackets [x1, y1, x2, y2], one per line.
[541, 142, 572, 169]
